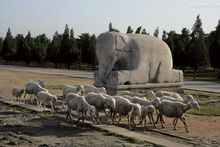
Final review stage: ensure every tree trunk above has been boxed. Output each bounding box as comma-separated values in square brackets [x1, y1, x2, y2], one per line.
[193, 67, 197, 80]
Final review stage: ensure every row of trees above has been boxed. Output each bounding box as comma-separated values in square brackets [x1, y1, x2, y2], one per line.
[109, 15, 220, 78]
[0, 25, 97, 69]
[0, 15, 219, 76]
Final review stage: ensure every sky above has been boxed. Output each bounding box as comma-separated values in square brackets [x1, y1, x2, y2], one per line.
[0, 0, 220, 39]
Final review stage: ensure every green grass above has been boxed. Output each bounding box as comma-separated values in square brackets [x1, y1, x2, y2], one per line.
[46, 85, 64, 90]
[183, 90, 220, 116]
[187, 105, 220, 116]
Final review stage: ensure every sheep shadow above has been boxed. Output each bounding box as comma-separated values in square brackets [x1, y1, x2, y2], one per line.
[0, 114, 97, 138]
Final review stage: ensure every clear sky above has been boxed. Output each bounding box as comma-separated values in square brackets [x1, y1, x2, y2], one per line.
[0, 0, 220, 39]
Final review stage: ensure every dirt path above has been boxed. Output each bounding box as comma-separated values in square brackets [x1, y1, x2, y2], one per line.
[0, 68, 220, 146]
[0, 103, 154, 147]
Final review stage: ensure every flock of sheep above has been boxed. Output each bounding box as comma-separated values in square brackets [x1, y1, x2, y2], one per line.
[12, 80, 200, 132]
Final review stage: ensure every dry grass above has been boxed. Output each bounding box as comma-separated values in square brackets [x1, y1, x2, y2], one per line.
[0, 69, 93, 99]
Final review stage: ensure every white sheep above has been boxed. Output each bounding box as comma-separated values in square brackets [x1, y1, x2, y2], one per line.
[12, 88, 25, 102]
[24, 82, 48, 103]
[85, 92, 115, 124]
[111, 96, 141, 130]
[155, 90, 183, 101]
[123, 95, 161, 109]
[138, 105, 156, 128]
[63, 85, 84, 99]
[160, 95, 194, 104]
[36, 91, 57, 112]
[123, 95, 159, 125]
[65, 93, 96, 124]
[83, 84, 107, 95]
[28, 80, 45, 87]
[156, 99, 200, 132]
[117, 90, 155, 100]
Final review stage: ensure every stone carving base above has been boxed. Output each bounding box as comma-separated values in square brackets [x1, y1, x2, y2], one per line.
[94, 82, 184, 95]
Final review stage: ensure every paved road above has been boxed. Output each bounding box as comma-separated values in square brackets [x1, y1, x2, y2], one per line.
[183, 81, 220, 93]
[0, 65, 94, 79]
[1, 65, 220, 93]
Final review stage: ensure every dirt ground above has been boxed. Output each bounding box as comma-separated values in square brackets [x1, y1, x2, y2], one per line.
[0, 69, 220, 146]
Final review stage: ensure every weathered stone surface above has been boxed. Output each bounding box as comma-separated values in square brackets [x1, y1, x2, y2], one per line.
[94, 32, 183, 88]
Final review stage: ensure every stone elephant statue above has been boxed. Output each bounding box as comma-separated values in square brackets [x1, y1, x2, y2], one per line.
[94, 32, 183, 87]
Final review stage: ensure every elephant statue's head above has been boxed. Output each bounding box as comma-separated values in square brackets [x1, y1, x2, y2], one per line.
[96, 32, 129, 84]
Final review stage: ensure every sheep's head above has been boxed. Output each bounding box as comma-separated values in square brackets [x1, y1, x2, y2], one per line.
[155, 91, 164, 98]
[103, 94, 115, 110]
[53, 95, 58, 103]
[132, 104, 141, 116]
[20, 89, 25, 94]
[106, 98, 116, 110]
[151, 97, 161, 108]
[100, 87, 107, 94]
[77, 85, 85, 96]
[147, 105, 155, 113]
[87, 105, 96, 118]
[186, 95, 195, 102]
[145, 90, 156, 99]
[190, 101, 200, 110]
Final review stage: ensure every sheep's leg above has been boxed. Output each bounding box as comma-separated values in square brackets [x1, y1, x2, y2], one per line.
[76, 111, 81, 124]
[104, 109, 109, 122]
[131, 116, 136, 127]
[37, 100, 40, 110]
[139, 116, 143, 125]
[112, 113, 116, 125]
[160, 115, 165, 128]
[173, 118, 178, 130]
[23, 92, 26, 103]
[148, 114, 152, 124]
[82, 112, 85, 126]
[117, 114, 122, 124]
[96, 111, 100, 124]
[150, 113, 156, 128]
[127, 114, 132, 130]
[180, 116, 189, 132]
[50, 101, 55, 112]
[155, 114, 160, 124]
[66, 109, 71, 122]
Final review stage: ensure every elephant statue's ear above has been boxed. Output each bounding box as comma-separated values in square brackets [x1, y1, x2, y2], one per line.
[115, 34, 128, 50]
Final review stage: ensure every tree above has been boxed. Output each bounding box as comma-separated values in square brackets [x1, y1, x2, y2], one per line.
[141, 28, 149, 35]
[69, 28, 79, 66]
[78, 33, 97, 69]
[33, 34, 49, 66]
[15, 34, 31, 65]
[0, 37, 3, 57]
[153, 27, 159, 38]
[60, 25, 76, 69]
[78, 33, 91, 65]
[108, 22, 119, 32]
[47, 31, 62, 68]
[209, 20, 220, 70]
[88, 34, 97, 69]
[126, 26, 133, 33]
[135, 26, 142, 34]
[1, 28, 16, 64]
[162, 30, 167, 41]
[178, 28, 191, 71]
[188, 15, 209, 79]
